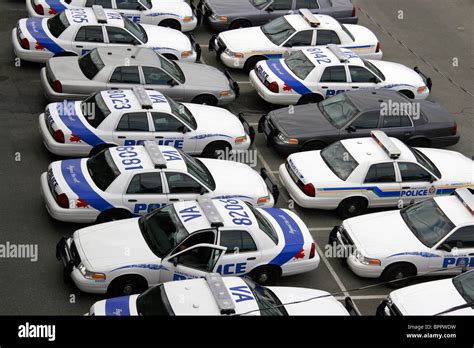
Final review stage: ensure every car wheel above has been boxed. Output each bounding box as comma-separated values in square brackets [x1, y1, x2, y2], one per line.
[297, 94, 324, 105]
[336, 197, 368, 219]
[301, 141, 325, 152]
[158, 19, 181, 31]
[244, 56, 266, 74]
[407, 138, 430, 147]
[107, 275, 148, 297]
[162, 53, 178, 61]
[250, 266, 280, 285]
[96, 209, 132, 223]
[382, 263, 416, 288]
[192, 94, 217, 106]
[399, 90, 415, 99]
[89, 144, 115, 157]
[202, 141, 230, 158]
[229, 19, 251, 30]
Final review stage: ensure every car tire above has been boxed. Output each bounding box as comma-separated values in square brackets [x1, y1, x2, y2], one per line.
[244, 56, 266, 74]
[249, 266, 280, 285]
[229, 19, 252, 30]
[96, 209, 132, 224]
[162, 53, 179, 61]
[407, 137, 430, 147]
[107, 275, 148, 297]
[158, 19, 181, 31]
[89, 144, 116, 157]
[398, 90, 415, 99]
[301, 141, 325, 152]
[192, 94, 217, 105]
[202, 141, 231, 158]
[336, 197, 368, 219]
[381, 263, 416, 288]
[297, 94, 324, 105]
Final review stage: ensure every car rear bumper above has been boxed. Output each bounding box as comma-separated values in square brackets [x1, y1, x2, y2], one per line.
[12, 28, 51, 63]
[281, 256, 320, 276]
[429, 134, 460, 148]
[249, 70, 298, 105]
[40, 67, 87, 102]
[337, 16, 358, 24]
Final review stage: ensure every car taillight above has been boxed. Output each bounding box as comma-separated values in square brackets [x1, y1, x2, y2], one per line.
[375, 42, 381, 53]
[352, 6, 356, 17]
[303, 183, 315, 197]
[267, 81, 279, 93]
[56, 193, 69, 208]
[309, 243, 316, 259]
[452, 122, 458, 135]
[53, 130, 65, 143]
[52, 80, 62, 93]
[20, 38, 30, 50]
[35, 4, 44, 15]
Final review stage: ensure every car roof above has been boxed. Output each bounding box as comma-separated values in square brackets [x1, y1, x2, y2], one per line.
[434, 190, 474, 226]
[96, 47, 161, 66]
[100, 89, 173, 114]
[302, 46, 363, 67]
[285, 13, 341, 31]
[64, 7, 125, 28]
[345, 90, 409, 112]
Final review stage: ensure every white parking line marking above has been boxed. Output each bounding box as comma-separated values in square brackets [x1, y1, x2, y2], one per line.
[309, 227, 333, 231]
[335, 295, 386, 300]
[249, 123, 258, 126]
[200, 44, 209, 48]
[236, 81, 251, 84]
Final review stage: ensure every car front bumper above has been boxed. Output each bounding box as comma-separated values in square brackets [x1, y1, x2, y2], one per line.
[12, 28, 52, 64]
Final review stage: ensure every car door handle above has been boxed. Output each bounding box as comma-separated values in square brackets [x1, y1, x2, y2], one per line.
[321, 86, 328, 89]
[76, 45, 83, 48]
[404, 132, 412, 136]
[118, 136, 126, 139]
[352, 86, 359, 89]
[246, 257, 256, 261]
[155, 136, 164, 139]
[169, 199, 180, 202]
[128, 199, 137, 202]
[469, 253, 474, 256]
[402, 187, 410, 189]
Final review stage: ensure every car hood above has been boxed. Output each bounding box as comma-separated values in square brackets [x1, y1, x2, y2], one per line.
[184, 103, 245, 136]
[205, 0, 256, 16]
[369, 60, 425, 87]
[419, 100, 454, 124]
[74, 218, 158, 270]
[219, 27, 274, 52]
[415, 148, 474, 183]
[142, 25, 192, 52]
[178, 62, 230, 90]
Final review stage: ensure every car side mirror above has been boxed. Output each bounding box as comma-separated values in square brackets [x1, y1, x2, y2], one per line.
[200, 186, 207, 195]
[168, 79, 178, 87]
[439, 243, 452, 252]
[346, 125, 356, 133]
[429, 176, 436, 183]
[266, 6, 274, 12]
[178, 125, 188, 134]
[284, 43, 293, 48]
[172, 258, 178, 267]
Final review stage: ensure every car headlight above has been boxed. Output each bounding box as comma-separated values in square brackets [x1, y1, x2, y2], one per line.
[417, 86, 427, 93]
[257, 195, 271, 206]
[224, 48, 244, 59]
[277, 132, 298, 145]
[235, 135, 247, 144]
[181, 50, 193, 57]
[78, 263, 106, 280]
[211, 14, 228, 22]
[353, 249, 381, 266]
[219, 90, 232, 97]
[183, 16, 194, 22]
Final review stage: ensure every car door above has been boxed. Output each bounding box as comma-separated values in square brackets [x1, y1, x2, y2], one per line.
[164, 172, 207, 204]
[72, 26, 107, 56]
[396, 162, 438, 206]
[141, 66, 185, 101]
[106, 65, 142, 89]
[114, 0, 143, 23]
[315, 29, 342, 46]
[151, 112, 196, 153]
[261, 0, 295, 24]
[343, 110, 380, 139]
[379, 113, 415, 142]
[348, 65, 379, 91]
[215, 229, 261, 276]
[122, 171, 168, 215]
[281, 29, 315, 56]
[112, 111, 155, 145]
[362, 162, 401, 207]
[318, 65, 350, 99]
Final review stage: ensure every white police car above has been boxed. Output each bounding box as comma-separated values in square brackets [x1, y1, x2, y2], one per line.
[56, 197, 319, 295]
[279, 130, 473, 218]
[250, 45, 432, 105]
[330, 189, 474, 286]
[210, 9, 382, 73]
[377, 270, 474, 315]
[13, 5, 199, 63]
[39, 86, 253, 157]
[41, 142, 278, 223]
[88, 274, 357, 315]
[27, 0, 197, 33]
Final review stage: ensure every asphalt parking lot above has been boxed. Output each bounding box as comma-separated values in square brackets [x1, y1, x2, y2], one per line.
[0, 0, 472, 315]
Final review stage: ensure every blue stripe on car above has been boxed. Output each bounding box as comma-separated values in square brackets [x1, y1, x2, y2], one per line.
[263, 208, 304, 266]
[105, 296, 131, 316]
[25, 18, 64, 54]
[57, 103, 105, 146]
[265, 60, 312, 95]
[61, 159, 115, 211]
[45, 0, 67, 13]
[111, 264, 168, 272]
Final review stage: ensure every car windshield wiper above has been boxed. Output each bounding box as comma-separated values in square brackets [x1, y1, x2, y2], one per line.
[434, 301, 474, 316]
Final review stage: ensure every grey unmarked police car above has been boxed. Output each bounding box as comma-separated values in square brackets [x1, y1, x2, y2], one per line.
[259, 90, 460, 155]
[195, 0, 357, 32]
[40, 46, 239, 105]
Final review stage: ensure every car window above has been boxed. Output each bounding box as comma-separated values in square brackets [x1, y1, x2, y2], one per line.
[285, 30, 313, 47]
[271, 0, 292, 10]
[453, 271, 474, 304]
[443, 226, 474, 249]
[351, 111, 379, 129]
[320, 141, 359, 181]
[142, 66, 172, 85]
[382, 115, 412, 128]
[109, 66, 141, 84]
[246, 204, 279, 245]
[47, 11, 70, 38]
[158, 55, 185, 84]
[82, 92, 111, 128]
[85, 0, 112, 7]
[409, 147, 442, 179]
[295, 0, 319, 9]
[74, 26, 104, 43]
[86, 149, 120, 191]
[79, 49, 105, 79]
[116, 112, 149, 131]
[316, 30, 341, 45]
[116, 0, 140, 10]
[320, 66, 347, 83]
[364, 163, 396, 183]
[152, 112, 183, 132]
[136, 285, 174, 316]
[174, 246, 221, 272]
[398, 162, 432, 182]
[106, 26, 137, 44]
[349, 66, 377, 83]
[284, 51, 315, 80]
[127, 173, 163, 194]
[220, 230, 258, 254]
[165, 172, 203, 194]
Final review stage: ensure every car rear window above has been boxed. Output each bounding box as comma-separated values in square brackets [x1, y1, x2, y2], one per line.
[82, 93, 111, 128]
[320, 141, 359, 181]
[86, 149, 120, 191]
[47, 12, 70, 38]
[285, 51, 315, 80]
[78, 49, 105, 80]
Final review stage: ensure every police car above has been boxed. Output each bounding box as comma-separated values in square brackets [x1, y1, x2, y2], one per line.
[250, 45, 432, 105]
[13, 6, 200, 64]
[39, 87, 254, 157]
[27, 0, 198, 33]
[377, 270, 474, 315]
[56, 197, 318, 295]
[330, 189, 474, 286]
[209, 9, 382, 73]
[41, 142, 278, 223]
[279, 130, 473, 218]
[88, 274, 357, 315]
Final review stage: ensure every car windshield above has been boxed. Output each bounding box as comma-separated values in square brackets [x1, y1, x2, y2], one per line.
[319, 94, 359, 128]
[86, 149, 120, 191]
[243, 278, 288, 316]
[408, 147, 442, 179]
[453, 272, 474, 304]
[158, 55, 185, 84]
[166, 96, 197, 130]
[285, 51, 315, 80]
[341, 24, 355, 41]
[246, 204, 279, 245]
[261, 17, 295, 46]
[400, 198, 455, 248]
[122, 15, 148, 43]
[180, 150, 216, 190]
[78, 49, 105, 80]
[47, 11, 70, 38]
[363, 60, 385, 81]
[251, 0, 270, 9]
[320, 141, 359, 181]
[136, 285, 174, 316]
[139, 205, 190, 257]
[82, 92, 111, 128]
